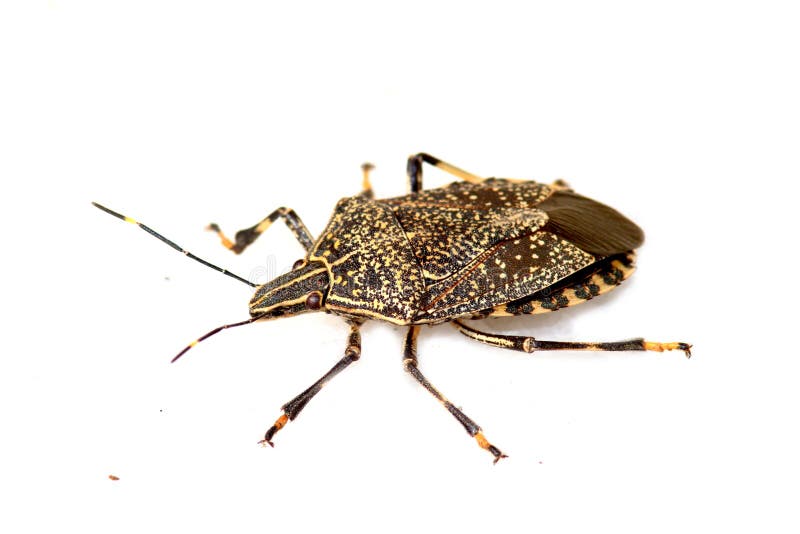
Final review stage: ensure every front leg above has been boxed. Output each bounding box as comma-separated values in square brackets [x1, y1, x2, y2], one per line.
[208, 206, 314, 254]
[260, 319, 363, 446]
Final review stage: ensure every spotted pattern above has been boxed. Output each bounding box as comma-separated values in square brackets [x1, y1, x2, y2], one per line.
[385, 178, 552, 282]
[475, 252, 636, 319]
[384, 178, 552, 210]
[392, 205, 549, 282]
[309, 196, 425, 324]
[306, 178, 640, 327]
[416, 231, 595, 322]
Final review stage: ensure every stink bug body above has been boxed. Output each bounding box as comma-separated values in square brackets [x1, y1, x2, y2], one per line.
[94, 153, 690, 463]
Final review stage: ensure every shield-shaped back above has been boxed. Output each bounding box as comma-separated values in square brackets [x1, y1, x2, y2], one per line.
[309, 196, 425, 324]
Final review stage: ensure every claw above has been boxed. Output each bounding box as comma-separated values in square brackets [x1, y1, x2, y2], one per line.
[259, 413, 289, 448]
[475, 431, 507, 464]
[492, 451, 509, 465]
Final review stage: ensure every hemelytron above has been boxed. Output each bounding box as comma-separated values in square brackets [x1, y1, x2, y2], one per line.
[94, 152, 690, 463]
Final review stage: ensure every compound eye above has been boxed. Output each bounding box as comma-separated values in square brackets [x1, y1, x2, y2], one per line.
[306, 291, 323, 310]
[292, 258, 306, 270]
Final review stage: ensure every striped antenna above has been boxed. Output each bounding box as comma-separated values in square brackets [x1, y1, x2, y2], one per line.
[92, 202, 256, 288]
[171, 313, 269, 363]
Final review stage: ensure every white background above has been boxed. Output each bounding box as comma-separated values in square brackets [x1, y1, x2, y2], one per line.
[2, 1, 798, 533]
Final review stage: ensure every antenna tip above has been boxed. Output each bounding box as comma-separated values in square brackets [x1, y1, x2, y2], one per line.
[92, 202, 137, 224]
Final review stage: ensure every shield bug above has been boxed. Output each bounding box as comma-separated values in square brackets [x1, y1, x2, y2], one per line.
[93, 153, 690, 463]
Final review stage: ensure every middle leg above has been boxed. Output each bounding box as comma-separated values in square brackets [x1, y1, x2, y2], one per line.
[402, 326, 507, 463]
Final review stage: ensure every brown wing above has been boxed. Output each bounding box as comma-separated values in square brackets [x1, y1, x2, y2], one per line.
[383, 178, 552, 209]
[382, 179, 552, 283]
[537, 189, 644, 255]
[415, 230, 597, 322]
[402, 183, 644, 323]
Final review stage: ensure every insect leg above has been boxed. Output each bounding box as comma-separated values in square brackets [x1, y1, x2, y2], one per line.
[452, 320, 692, 358]
[259, 319, 363, 447]
[402, 326, 507, 463]
[358, 162, 375, 199]
[207, 207, 314, 254]
[406, 153, 484, 193]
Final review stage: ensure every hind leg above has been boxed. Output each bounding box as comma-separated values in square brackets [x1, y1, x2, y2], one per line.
[406, 152, 484, 193]
[452, 320, 692, 358]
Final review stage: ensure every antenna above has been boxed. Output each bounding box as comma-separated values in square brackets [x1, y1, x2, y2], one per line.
[92, 202, 256, 288]
[171, 313, 269, 363]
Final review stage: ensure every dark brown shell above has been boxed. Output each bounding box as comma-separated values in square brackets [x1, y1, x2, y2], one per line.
[309, 178, 643, 325]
